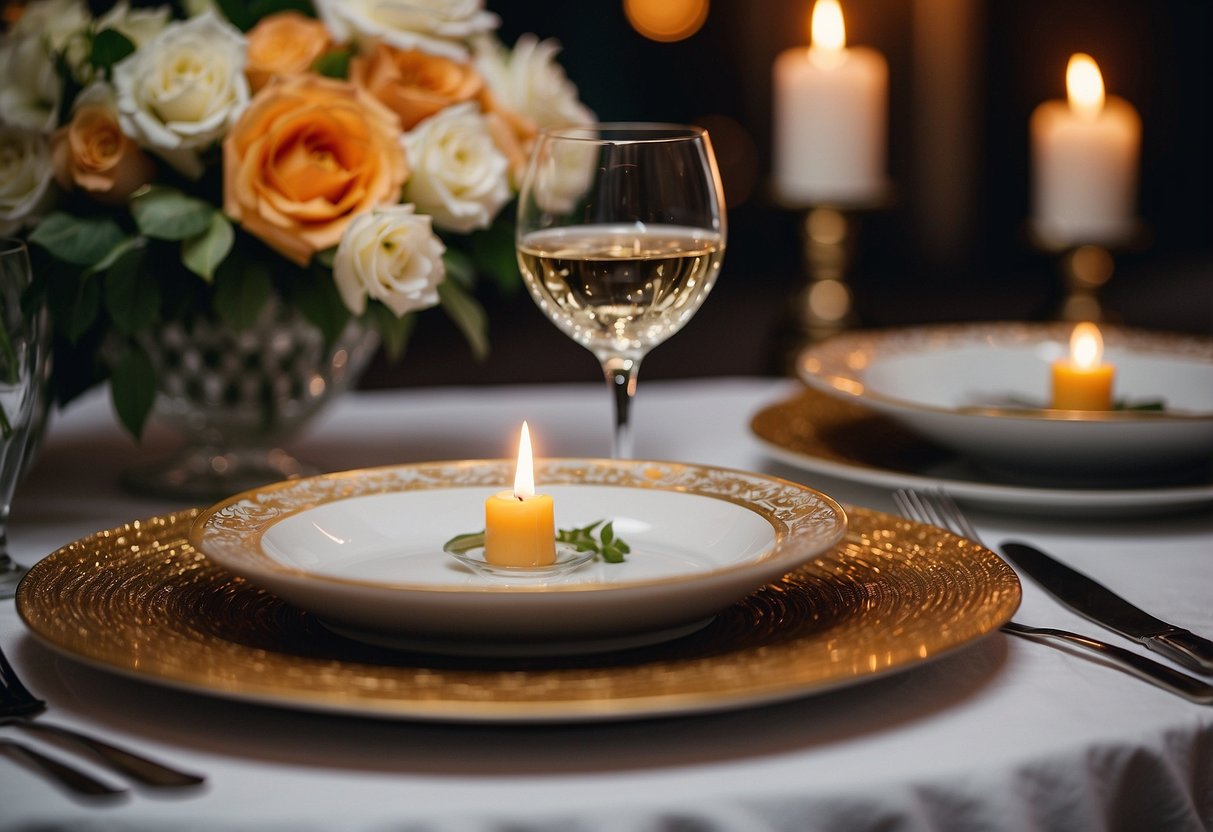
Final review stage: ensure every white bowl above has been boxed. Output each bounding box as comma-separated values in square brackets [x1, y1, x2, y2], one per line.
[798, 322, 1213, 484]
[190, 459, 846, 654]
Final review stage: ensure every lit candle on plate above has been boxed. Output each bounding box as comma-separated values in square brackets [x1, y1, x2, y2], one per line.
[484, 422, 557, 567]
[1051, 322, 1115, 410]
[772, 0, 888, 205]
[1030, 53, 1141, 245]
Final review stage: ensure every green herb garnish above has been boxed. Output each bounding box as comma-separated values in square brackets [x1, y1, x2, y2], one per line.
[443, 520, 630, 563]
[556, 520, 631, 563]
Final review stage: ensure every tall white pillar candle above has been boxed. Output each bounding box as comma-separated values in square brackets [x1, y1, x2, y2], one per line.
[1030, 53, 1141, 246]
[772, 0, 888, 205]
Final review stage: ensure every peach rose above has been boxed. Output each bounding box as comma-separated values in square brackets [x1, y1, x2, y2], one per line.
[350, 43, 484, 130]
[480, 90, 538, 187]
[244, 11, 332, 93]
[50, 85, 154, 205]
[223, 74, 409, 266]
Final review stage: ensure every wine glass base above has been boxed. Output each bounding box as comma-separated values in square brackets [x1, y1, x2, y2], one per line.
[0, 561, 27, 600]
[121, 445, 319, 502]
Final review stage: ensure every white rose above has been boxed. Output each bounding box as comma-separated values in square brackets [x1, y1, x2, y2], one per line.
[333, 204, 447, 318]
[10, 0, 90, 52]
[0, 125, 56, 236]
[97, 1, 172, 48]
[474, 34, 594, 129]
[403, 103, 511, 234]
[0, 32, 61, 131]
[315, 0, 498, 61]
[112, 11, 249, 178]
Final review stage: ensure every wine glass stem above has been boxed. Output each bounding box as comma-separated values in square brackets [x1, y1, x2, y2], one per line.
[602, 356, 641, 459]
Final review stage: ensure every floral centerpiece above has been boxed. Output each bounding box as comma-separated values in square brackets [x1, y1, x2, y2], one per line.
[0, 0, 594, 439]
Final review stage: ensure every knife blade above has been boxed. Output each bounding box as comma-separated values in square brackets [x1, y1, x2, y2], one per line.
[1000, 541, 1213, 675]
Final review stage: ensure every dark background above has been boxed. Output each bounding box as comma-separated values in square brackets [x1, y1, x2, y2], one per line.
[365, 0, 1212, 389]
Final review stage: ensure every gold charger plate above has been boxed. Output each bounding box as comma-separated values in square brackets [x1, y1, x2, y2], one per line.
[17, 507, 1019, 722]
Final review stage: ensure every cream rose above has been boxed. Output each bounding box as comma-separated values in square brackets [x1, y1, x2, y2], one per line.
[223, 74, 409, 266]
[0, 32, 62, 131]
[474, 34, 594, 130]
[315, 0, 498, 61]
[0, 124, 56, 236]
[244, 11, 332, 93]
[51, 83, 155, 205]
[63, 1, 172, 82]
[402, 103, 511, 234]
[113, 11, 249, 178]
[333, 204, 446, 317]
[9, 0, 90, 52]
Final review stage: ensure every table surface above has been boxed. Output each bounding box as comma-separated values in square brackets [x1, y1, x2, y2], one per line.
[3, 378, 1211, 831]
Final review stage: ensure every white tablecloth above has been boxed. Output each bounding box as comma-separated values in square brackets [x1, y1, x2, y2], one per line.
[2, 379, 1211, 831]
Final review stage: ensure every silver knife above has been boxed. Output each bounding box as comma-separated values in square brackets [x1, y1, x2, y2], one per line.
[1001, 541, 1213, 675]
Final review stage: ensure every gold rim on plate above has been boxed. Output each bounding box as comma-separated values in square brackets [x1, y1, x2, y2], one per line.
[16, 506, 1019, 722]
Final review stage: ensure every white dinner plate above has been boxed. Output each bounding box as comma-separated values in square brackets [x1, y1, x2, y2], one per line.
[750, 388, 1213, 516]
[191, 459, 846, 654]
[797, 322, 1213, 485]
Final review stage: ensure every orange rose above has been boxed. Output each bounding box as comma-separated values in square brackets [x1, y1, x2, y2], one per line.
[223, 75, 409, 266]
[480, 90, 538, 186]
[350, 43, 484, 130]
[244, 11, 332, 93]
[50, 100, 154, 205]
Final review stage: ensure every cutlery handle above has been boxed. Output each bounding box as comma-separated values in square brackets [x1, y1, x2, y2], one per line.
[1001, 622, 1213, 705]
[0, 738, 126, 798]
[1145, 630, 1213, 675]
[1, 718, 205, 788]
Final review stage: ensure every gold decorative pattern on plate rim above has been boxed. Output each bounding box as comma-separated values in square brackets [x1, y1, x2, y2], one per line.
[798, 321, 1213, 422]
[189, 458, 846, 594]
[16, 507, 1020, 722]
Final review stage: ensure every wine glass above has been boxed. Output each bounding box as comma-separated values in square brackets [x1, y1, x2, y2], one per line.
[516, 123, 726, 458]
[0, 238, 50, 598]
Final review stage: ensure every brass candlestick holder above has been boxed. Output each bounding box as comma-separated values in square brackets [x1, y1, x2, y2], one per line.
[1028, 220, 1148, 324]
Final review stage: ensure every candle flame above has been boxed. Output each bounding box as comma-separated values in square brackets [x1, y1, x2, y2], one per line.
[1066, 53, 1105, 121]
[1069, 322, 1104, 370]
[809, 0, 846, 68]
[513, 421, 536, 500]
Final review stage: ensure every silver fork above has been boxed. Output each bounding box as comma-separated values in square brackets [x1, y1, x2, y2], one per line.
[0, 642, 205, 788]
[892, 488, 1213, 705]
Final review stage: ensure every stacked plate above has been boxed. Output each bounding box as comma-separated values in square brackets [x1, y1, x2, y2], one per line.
[754, 322, 1213, 513]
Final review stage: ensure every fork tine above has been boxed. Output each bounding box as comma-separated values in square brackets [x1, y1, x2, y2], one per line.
[930, 489, 983, 543]
[0, 644, 45, 716]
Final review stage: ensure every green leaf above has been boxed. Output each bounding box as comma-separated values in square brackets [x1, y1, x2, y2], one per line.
[437, 279, 489, 362]
[213, 257, 272, 331]
[130, 186, 215, 241]
[443, 531, 486, 555]
[250, 0, 316, 18]
[311, 48, 352, 79]
[45, 266, 102, 343]
[28, 212, 126, 266]
[367, 303, 415, 362]
[471, 219, 522, 293]
[295, 265, 352, 347]
[110, 345, 157, 438]
[104, 245, 160, 336]
[213, 0, 253, 30]
[442, 248, 476, 290]
[182, 212, 234, 282]
[601, 521, 615, 546]
[89, 28, 135, 70]
[314, 246, 337, 270]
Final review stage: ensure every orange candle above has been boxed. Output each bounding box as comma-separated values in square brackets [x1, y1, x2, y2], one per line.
[484, 422, 556, 566]
[1051, 322, 1115, 410]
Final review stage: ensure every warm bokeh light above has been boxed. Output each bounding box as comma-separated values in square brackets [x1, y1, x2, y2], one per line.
[624, 0, 709, 43]
[1066, 53, 1105, 120]
[513, 421, 536, 499]
[1069, 322, 1104, 370]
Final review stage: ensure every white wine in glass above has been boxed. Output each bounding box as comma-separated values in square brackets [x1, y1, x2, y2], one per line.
[516, 124, 726, 457]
